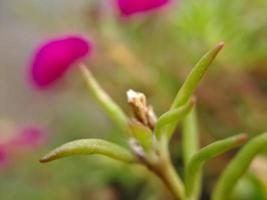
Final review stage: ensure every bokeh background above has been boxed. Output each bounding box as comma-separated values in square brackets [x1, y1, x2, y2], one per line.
[1, 0, 267, 199]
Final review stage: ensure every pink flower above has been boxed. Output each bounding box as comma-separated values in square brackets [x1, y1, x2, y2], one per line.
[0, 124, 45, 168]
[117, 0, 171, 16]
[0, 145, 7, 165]
[30, 35, 92, 88]
[9, 127, 44, 149]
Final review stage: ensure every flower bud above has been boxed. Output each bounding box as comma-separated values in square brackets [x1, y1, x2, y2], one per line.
[30, 35, 92, 88]
[117, 0, 171, 16]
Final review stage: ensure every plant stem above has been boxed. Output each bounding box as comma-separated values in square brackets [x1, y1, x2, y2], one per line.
[159, 159, 185, 200]
[182, 109, 200, 200]
[182, 108, 199, 165]
[146, 135, 185, 200]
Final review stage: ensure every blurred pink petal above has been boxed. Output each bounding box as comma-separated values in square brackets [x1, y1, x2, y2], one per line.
[0, 145, 8, 164]
[117, 0, 170, 16]
[10, 127, 44, 149]
[30, 35, 92, 88]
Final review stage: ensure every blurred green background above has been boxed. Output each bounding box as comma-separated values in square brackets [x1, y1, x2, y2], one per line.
[0, 0, 267, 199]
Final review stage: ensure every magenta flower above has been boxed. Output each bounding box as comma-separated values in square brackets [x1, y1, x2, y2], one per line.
[30, 35, 92, 88]
[0, 145, 7, 165]
[117, 0, 171, 16]
[0, 124, 44, 168]
[10, 126, 44, 149]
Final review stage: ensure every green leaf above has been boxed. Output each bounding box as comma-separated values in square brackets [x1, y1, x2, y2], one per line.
[170, 42, 224, 109]
[80, 64, 129, 134]
[185, 134, 248, 199]
[155, 98, 195, 139]
[40, 139, 136, 163]
[128, 120, 153, 151]
[212, 132, 267, 200]
[165, 43, 224, 139]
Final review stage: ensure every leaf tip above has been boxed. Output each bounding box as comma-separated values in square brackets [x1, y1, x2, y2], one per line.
[39, 151, 57, 163]
[217, 41, 225, 48]
[236, 133, 249, 144]
[39, 158, 47, 163]
[189, 96, 197, 107]
[214, 42, 224, 54]
[39, 155, 51, 163]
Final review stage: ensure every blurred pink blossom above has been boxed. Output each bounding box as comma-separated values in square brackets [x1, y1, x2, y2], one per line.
[117, 0, 171, 16]
[0, 124, 44, 167]
[30, 35, 92, 88]
[9, 126, 44, 149]
[0, 145, 8, 165]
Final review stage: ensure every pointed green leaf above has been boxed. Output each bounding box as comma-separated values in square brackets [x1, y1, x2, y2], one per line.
[212, 132, 267, 200]
[128, 120, 153, 151]
[40, 139, 136, 163]
[155, 98, 195, 139]
[165, 43, 224, 139]
[171, 42, 224, 109]
[186, 134, 248, 199]
[80, 64, 129, 134]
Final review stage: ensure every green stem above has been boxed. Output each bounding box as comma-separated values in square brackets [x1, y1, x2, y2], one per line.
[212, 132, 267, 200]
[182, 108, 199, 200]
[185, 134, 247, 200]
[154, 135, 185, 200]
[161, 159, 186, 200]
[80, 64, 129, 134]
[182, 108, 199, 165]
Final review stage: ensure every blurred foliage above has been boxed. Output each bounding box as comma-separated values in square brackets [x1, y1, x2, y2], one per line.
[1, 0, 267, 199]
